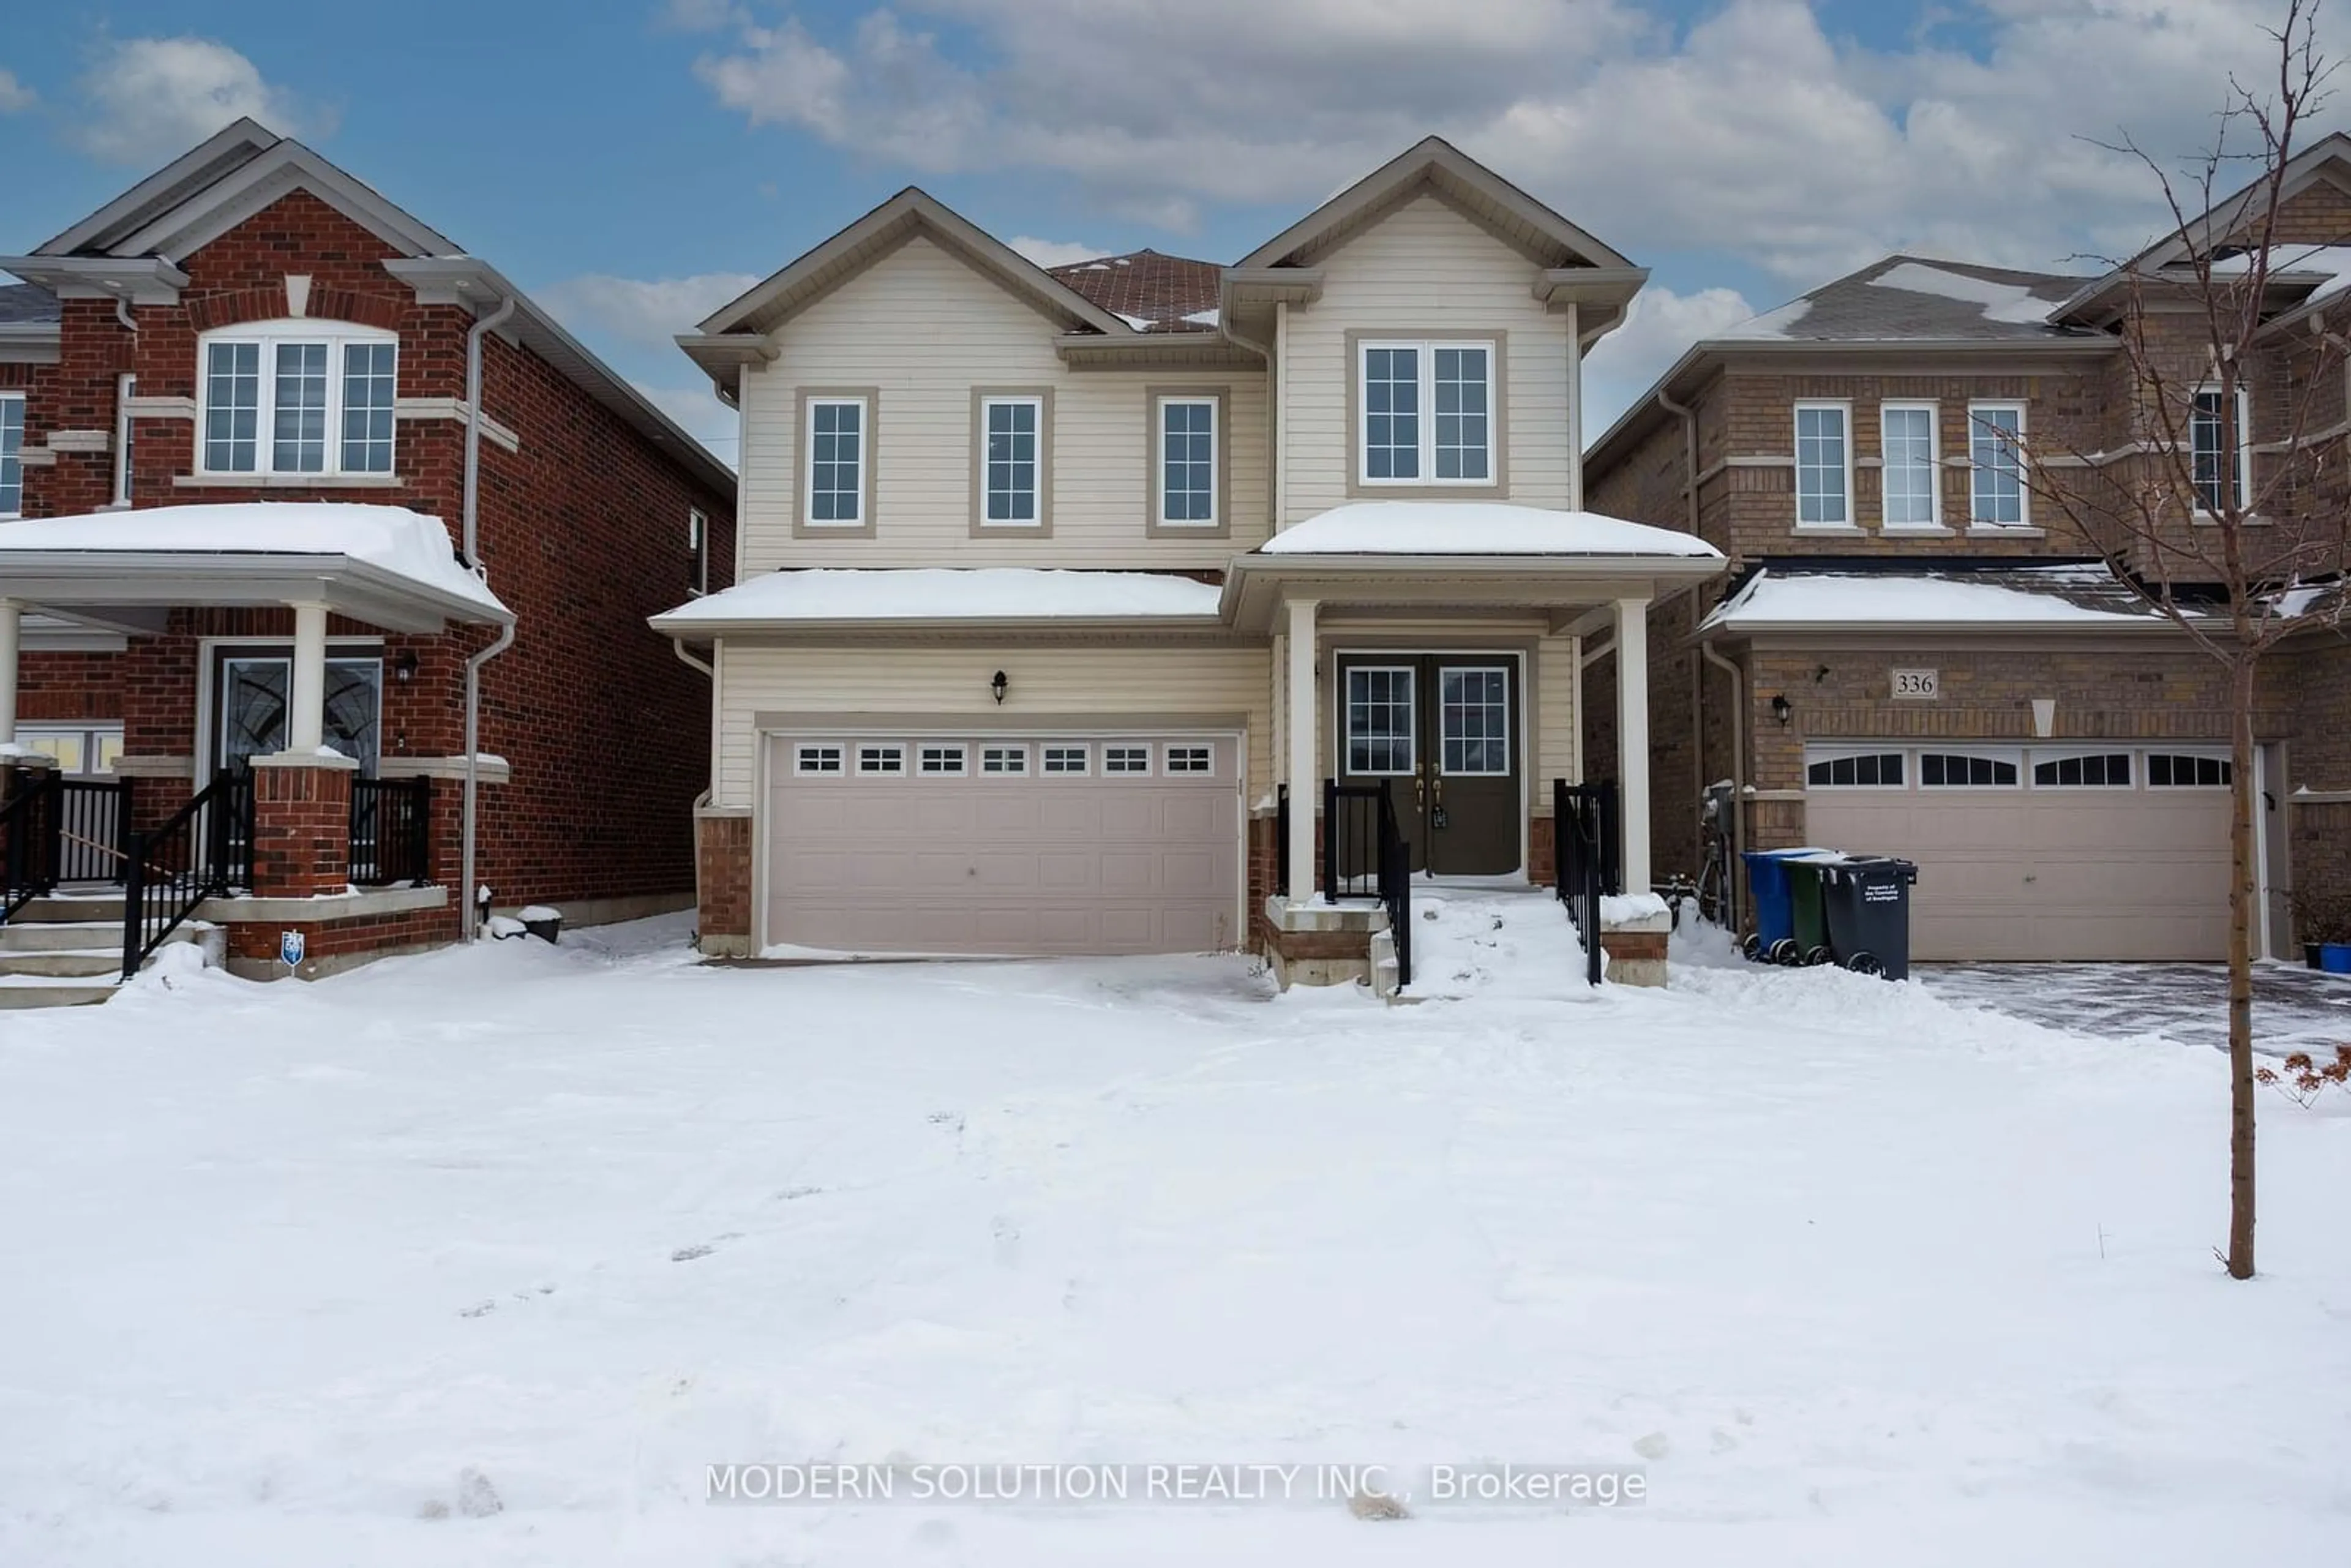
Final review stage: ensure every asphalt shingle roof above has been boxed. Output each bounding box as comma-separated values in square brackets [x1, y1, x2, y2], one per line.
[1048, 249, 1223, 333]
[0, 282, 60, 327]
[1717, 255, 2096, 345]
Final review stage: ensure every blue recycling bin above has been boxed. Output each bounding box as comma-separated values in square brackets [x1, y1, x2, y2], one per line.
[1742, 849, 1826, 959]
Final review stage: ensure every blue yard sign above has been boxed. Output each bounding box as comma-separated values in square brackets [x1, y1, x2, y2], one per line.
[279, 929, 306, 969]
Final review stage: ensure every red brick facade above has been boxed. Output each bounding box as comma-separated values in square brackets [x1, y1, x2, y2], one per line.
[8, 182, 735, 963]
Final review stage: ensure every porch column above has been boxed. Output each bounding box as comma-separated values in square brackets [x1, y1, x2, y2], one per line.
[1284, 596, 1318, 902]
[0, 598, 19, 751]
[287, 601, 328, 754]
[1614, 595, 1651, 895]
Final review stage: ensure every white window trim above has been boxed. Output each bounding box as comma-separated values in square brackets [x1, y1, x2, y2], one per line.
[1103, 745, 1155, 777]
[1041, 743, 1091, 776]
[855, 742, 907, 777]
[803, 394, 869, 529]
[1164, 743, 1213, 775]
[1915, 747, 2024, 790]
[1357, 338, 1498, 489]
[0, 388, 23, 519]
[917, 741, 970, 776]
[980, 743, 1029, 775]
[2027, 749, 2135, 790]
[195, 318, 400, 479]
[1802, 745, 1908, 791]
[979, 394, 1046, 528]
[112, 373, 137, 508]
[1344, 664, 1420, 777]
[688, 508, 709, 596]
[1155, 394, 1219, 528]
[1966, 400, 2031, 530]
[1877, 400, 1943, 531]
[2145, 748, 2234, 789]
[1792, 399, 1855, 531]
[793, 743, 845, 776]
[2191, 384, 2252, 517]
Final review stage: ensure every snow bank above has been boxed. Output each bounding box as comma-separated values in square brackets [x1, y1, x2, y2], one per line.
[653, 568, 1223, 625]
[0, 503, 508, 617]
[1599, 892, 1669, 923]
[1262, 501, 1722, 558]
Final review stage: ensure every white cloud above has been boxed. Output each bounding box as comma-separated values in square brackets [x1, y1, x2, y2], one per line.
[0, 68, 37, 114]
[686, 0, 2338, 282]
[637, 382, 741, 471]
[71, 37, 328, 164]
[1582, 284, 1758, 434]
[1006, 235, 1106, 268]
[658, 0, 745, 31]
[540, 272, 765, 348]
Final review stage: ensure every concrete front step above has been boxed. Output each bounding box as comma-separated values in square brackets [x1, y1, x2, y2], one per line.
[8, 893, 128, 925]
[0, 975, 119, 1008]
[0, 948, 123, 978]
[0, 918, 203, 955]
[0, 898, 211, 1006]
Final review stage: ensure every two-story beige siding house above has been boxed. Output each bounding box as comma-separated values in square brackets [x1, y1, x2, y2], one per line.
[654, 140, 1722, 978]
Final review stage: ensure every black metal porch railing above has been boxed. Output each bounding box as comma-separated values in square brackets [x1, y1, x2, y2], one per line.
[1554, 779, 1619, 986]
[121, 772, 253, 980]
[1323, 778, 1412, 990]
[2, 770, 61, 925]
[1274, 782, 1290, 898]
[55, 778, 135, 883]
[350, 776, 432, 886]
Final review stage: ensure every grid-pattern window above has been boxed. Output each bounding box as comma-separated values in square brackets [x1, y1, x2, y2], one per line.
[1880, 404, 1938, 527]
[1807, 752, 1904, 787]
[1104, 746, 1151, 775]
[1042, 745, 1089, 775]
[204, 341, 261, 471]
[808, 399, 865, 525]
[1794, 403, 1850, 526]
[2033, 752, 2131, 787]
[795, 745, 844, 775]
[1440, 668, 1509, 775]
[981, 745, 1027, 775]
[2191, 389, 2248, 513]
[857, 744, 906, 775]
[271, 342, 330, 473]
[919, 744, 967, 775]
[1969, 403, 2027, 526]
[340, 342, 397, 473]
[1159, 398, 1215, 525]
[1920, 752, 2019, 787]
[2148, 754, 2231, 787]
[1165, 745, 1212, 774]
[0, 392, 23, 517]
[1433, 346, 1491, 481]
[1346, 667, 1416, 775]
[1362, 346, 1420, 481]
[983, 397, 1041, 523]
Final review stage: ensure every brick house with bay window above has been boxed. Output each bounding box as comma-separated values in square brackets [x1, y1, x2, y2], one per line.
[0, 119, 735, 997]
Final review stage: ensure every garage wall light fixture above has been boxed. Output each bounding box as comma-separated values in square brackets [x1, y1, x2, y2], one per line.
[991, 670, 1008, 705]
[1770, 693, 1793, 727]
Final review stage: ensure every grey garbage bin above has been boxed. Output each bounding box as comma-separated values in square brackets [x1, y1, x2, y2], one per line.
[1818, 857, 1918, 980]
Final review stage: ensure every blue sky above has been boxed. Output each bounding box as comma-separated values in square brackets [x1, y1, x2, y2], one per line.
[0, 2, 2324, 462]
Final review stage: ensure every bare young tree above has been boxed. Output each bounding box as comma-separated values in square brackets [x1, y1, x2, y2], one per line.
[2018, 0, 2351, 1280]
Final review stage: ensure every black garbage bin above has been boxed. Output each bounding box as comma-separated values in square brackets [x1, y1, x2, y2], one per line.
[1817, 857, 1918, 980]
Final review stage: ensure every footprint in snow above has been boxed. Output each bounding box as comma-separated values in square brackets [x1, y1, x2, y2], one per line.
[775, 1185, 823, 1202]
[672, 1232, 743, 1263]
[992, 1216, 1021, 1269]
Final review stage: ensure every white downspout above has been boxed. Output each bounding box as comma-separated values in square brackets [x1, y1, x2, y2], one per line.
[461, 293, 519, 940]
[672, 636, 717, 936]
[1565, 301, 1584, 512]
[1273, 301, 1290, 530]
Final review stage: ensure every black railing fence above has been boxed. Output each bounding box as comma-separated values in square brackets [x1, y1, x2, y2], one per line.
[1554, 778, 1619, 987]
[350, 776, 432, 886]
[121, 773, 253, 980]
[1, 770, 60, 925]
[54, 778, 133, 883]
[1275, 783, 1290, 898]
[1324, 778, 1411, 989]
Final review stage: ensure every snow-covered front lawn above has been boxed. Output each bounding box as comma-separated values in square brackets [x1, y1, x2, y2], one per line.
[2, 895, 2346, 1566]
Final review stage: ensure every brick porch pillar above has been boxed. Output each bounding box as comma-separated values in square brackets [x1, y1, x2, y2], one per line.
[247, 753, 357, 898]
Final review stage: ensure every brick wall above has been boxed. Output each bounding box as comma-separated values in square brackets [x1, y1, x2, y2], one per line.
[248, 762, 354, 899]
[695, 812, 753, 950]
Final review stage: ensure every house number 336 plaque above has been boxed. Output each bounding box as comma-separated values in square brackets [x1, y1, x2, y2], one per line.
[1890, 668, 1940, 700]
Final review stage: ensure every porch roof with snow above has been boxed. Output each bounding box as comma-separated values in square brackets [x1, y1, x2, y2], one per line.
[650, 567, 1227, 637]
[1697, 563, 2197, 639]
[0, 503, 512, 634]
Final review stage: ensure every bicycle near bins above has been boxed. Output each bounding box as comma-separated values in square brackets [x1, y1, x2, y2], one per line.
[1656, 781, 1737, 932]
[1741, 849, 1919, 980]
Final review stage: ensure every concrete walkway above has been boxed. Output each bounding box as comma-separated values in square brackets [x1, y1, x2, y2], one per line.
[1919, 961, 2351, 1059]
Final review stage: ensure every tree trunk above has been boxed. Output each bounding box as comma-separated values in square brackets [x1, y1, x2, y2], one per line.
[2226, 651, 2258, 1280]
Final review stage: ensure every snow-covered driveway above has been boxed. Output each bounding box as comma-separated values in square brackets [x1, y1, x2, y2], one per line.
[2, 898, 2346, 1567]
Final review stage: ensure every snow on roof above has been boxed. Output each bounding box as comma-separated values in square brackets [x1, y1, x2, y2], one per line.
[1865, 261, 2055, 325]
[2210, 244, 2351, 302]
[653, 568, 1225, 625]
[1716, 296, 1814, 340]
[1260, 501, 1723, 558]
[0, 502, 508, 616]
[1701, 565, 2170, 631]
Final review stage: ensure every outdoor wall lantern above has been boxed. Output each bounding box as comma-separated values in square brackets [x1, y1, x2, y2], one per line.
[991, 670, 1009, 705]
[1770, 693, 1793, 727]
[393, 650, 419, 684]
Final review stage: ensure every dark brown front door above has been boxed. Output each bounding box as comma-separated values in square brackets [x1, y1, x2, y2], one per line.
[1336, 655, 1521, 876]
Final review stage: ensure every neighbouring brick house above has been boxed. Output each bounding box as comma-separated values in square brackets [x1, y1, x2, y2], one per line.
[0, 119, 735, 996]
[1585, 135, 2351, 963]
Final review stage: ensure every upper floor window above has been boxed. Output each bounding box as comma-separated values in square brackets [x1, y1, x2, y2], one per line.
[806, 396, 867, 527]
[1880, 402, 1940, 528]
[0, 391, 23, 517]
[976, 392, 1048, 528]
[198, 321, 399, 478]
[2191, 386, 2250, 514]
[688, 508, 709, 596]
[1359, 339, 1495, 486]
[1794, 401, 1851, 527]
[1157, 396, 1218, 528]
[1968, 402, 2028, 527]
[114, 374, 136, 506]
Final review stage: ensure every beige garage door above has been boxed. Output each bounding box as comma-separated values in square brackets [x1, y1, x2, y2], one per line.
[1802, 746, 2233, 961]
[765, 734, 1242, 957]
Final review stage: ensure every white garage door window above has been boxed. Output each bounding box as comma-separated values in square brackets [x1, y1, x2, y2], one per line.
[765, 733, 1242, 958]
[1804, 744, 2233, 961]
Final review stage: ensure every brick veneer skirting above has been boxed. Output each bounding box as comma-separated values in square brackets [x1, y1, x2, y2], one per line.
[696, 811, 754, 956]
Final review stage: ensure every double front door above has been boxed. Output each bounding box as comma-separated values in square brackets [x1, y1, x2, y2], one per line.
[212, 648, 383, 777]
[1337, 654, 1521, 876]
